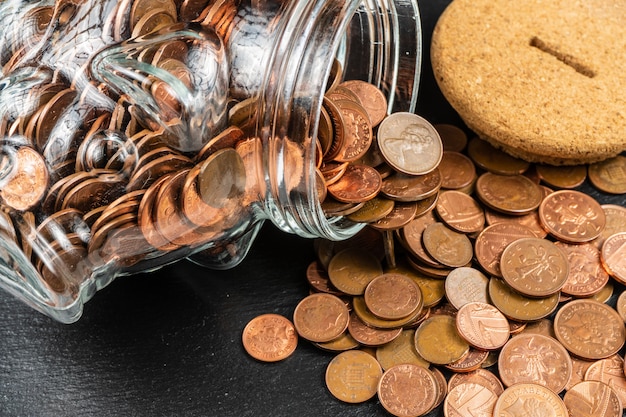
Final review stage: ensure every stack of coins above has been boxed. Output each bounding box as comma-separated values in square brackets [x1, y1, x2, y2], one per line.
[243, 121, 626, 416]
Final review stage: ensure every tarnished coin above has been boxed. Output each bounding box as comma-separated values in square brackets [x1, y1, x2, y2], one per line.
[535, 163, 587, 189]
[436, 190, 484, 233]
[601, 232, 626, 284]
[368, 201, 418, 231]
[314, 332, 359, 352]
[380, 169, 441, 202]
[488, 277, 560, 322]
[498, 333, 572, 393]
[444, 266, 490, 310]
[592, 204, 626, 249]
[242, 314, 297, 362]
[474, 222, 538, 277]
[197, 148, 246, 208]
[448, 368, 504, 397]
[456, 302, 510, 350]
[475, 172, 543, 215]
[588, 155, 626, 194]
[292, 293, 349, 343]
[326, 164, 382, 203]
[327, 247, 383, 296]
[466, 136, 530, 175]
[564, 380, 622, 417]
[0, 146, 49, 211]
[435, 124, 467, 152]
[377, 112, 443, 176]
[347, 312, 402, 347]
[352, 296, 422, 330]
[401, 211, 441, 267]
[493, 383, 568, 417]
[539, 189, 606, 243]
[438, 151, 476, 190]
[422, 222, 473, 268]
[444, 382, 498, 417]
[585, 355, 626, 408]
[338, 80, 388, 126]
[414, 314, 469, 365]
[345, 196, 394, 223]
[555, 241, 609, 297]
[305, 261, 342, 295]
[375, 329, 430, 371]
[364, 273, 422, 320]
[130, 0, 177, 30]
[500, 237, 569, 297]
[554, 299, 626, 360]
[325, 350, 382, 403]
[377, 364, 438, 417]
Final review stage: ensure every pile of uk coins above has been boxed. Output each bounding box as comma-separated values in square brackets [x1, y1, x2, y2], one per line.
[243, 116, 626, 416]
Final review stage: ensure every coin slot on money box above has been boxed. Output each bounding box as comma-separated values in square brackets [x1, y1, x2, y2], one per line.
[0, 0, 422, 322]
[529, 36, 596, 78]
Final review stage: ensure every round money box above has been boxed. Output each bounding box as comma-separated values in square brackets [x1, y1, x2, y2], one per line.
[0, 0, 422, 322]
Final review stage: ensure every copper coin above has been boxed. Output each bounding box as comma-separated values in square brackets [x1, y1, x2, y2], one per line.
[498, 333, 572, 393]
[332, 99, 373, 162]
[585, 355, 626, 407]
[126, 153, 193, 191]
[325, 350, 382, 403]
[475, 172, 543, 215]
[554, 299, 626, 360]
[447, 368, 504, 396]
[456, 302, 510, 350]
[474, 222, 538, 277]
[321, 198, 364, 217]
[345, 196, 395, 223]
[380, 169, 441, 202]
[61, 173, 126, 213]
[436, 190, 484, 233]
[535, 163, 587, 189]
[320, 160, 349, 185]
[444, 347, 489, 373]
[338, 80, 388, 126]
[484, 208, 548, 238]
[196, 146, 247, 205]
[321, 97, 345, 161]
[565, 356, 595, 392]
[327, 247, 383, 296]
[242, 314, 297, 362]
[593, 204, 626, 249]
[401, 211, 441, 267]
[180, 166, 220, 228]
[444, 382, 498, 417]
[314, 332, 359, 352]
[347, 312, 402, 347]
[434, 124, 467, 152]
[387, 262, 446, 308]
[377, 364, 438, 417]
[539, 189, 606, 243]
[195, 125, 245, 162]
[422, 222, 473, 268]
[305, 261, 342, 295]
[564, 380, 622, 417]
[601, 232, 626, 284]
[292, 293, 349, 343]
[375, 329, 430, 371]
[377, 112, 443, 176]
[130, 0, 177, 29]
[588, 155, 626, 194]
[500, 237, 569, 297]
[467, 136, 530, 175]
[137, 173, 178, 252]
[444, 266, 490, 310]
[352, 296, 421, 330]
[35, 88, 77, 151]
[326, 164, 382, 204]
[429, 367, 448, 413]
[414, 314, 469, 365]
[363, 273, 422, 320]
[493, 383, 568, 417]
[555, 241, 609, 297]
[488, 277, 560, 322]
[131, 9, 176, 37]
[438, 151, 476, 190]
[368, 201, 419, 231]
[0, 146, 49, 211]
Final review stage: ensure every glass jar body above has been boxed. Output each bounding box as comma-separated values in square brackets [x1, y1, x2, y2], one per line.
[0, 0, 421, 322]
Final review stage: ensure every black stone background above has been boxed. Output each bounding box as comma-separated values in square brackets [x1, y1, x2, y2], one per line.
[0, 1, 624, 416]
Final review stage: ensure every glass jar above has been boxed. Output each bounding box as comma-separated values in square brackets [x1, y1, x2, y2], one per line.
[0, 0, 422, 322]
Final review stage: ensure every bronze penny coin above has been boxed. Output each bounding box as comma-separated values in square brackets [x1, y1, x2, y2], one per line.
[332, 99, 373, 163]
[564, 356, 595, 392]
[346, 196, 395, 223]
[352, 296, 421, 330]
[130, 0, 177, 30]
[585, 355, 626, 408]
[327, 247, 383, 296]
[363, 273, 422, 320]
[338, 80, 388, 127]
[400, 210, 441, 268]
[292, 293, 349, 343]
[321, 97, 346, 161]
[126, 153, 193, 191]
[347, 312, 402, 347]
[387, 262, 445, 308]
[305, 261, 342, 295]
[474, 222, 538, 277]
[61, 173, 126, 213]
[0, 146, 49, 211]
[314, 332, 359, 352]
[447, 368, 504, 397]
[555, 241, 609, 297]
[535, 163, 587, 189]
[563, 380, 622, 417]
[422, 222, 473, 268]
[466, 136, 530, 175]
[444, 382, 498, 417]
[498, 333, 572, 393]
[434, 123, 467, 152]
[588, 155, 626, 194]
[444, 347, 489, 373]
[539, 189, 606, 243]
[137, 173, 178, 252]
[484, 208, 548, 238]
[380, 169, 441, 202]
[488, 277, 559, 322]
[131, 9, 176, 37]
[320, 160, 349, 186]
[444, 266, 490, 310]
[475, 172, 543, 215]
[195, 126, 245, 162]
[435, 190, 484, 233]
[438, 150, 476, 190]
[326, 164, 382, 204]
[377, 112, 443, 176]
[242, 314, 297, 362]
[600, 232, 626, 284]
[375, 329, 430, 371]
[368, 201, 419, 231]
[592, 204, 626, 249]
[456, 302, 510, 351]
[377, 364, 438, 417]
[321, 198, 364, 217]
[325, 350, 382, 403]
[500, 237, 569, 297]
[554, 299, 626, 360]
[414, 314, 469, 365]
[493, 383, 568, 417]
[35, 88, 77, 151]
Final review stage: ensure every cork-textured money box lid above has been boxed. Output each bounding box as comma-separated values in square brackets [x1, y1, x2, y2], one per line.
[431, 0, 626, 165]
